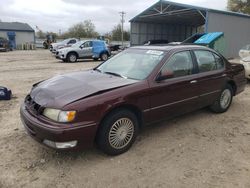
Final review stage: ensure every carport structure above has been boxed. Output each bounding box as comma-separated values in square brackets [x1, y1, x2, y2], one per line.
[130, 0, 250, 58]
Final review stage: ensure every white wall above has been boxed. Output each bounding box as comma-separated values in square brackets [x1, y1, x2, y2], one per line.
[15, 32, 35, 44]
[0, 31, 7, 38]
[0, 31, 34, 45]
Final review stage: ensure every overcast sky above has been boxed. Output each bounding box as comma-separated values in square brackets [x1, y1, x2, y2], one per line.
[0, 0, 227, 34]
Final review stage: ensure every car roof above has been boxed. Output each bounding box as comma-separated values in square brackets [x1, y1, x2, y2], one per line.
[130, 44, 210, 52]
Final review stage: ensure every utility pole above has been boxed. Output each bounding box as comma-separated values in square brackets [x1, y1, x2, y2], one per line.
[119, 11, 126, 47]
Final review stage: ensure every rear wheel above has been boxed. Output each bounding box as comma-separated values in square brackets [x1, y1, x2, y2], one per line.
[96, 109, 139, 155]
[100, 53, 108, 61]
[67, 52, 77, 63]
[210, 84, 233, 113]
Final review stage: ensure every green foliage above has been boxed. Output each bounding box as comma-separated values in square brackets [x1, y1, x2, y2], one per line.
[227, 0, 250, 14]
[36, 31, 58, 40]
[61, 20, 99, 39]
[111, 24, 130, 41]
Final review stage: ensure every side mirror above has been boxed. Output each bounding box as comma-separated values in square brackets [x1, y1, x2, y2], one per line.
[156, 70, 174, 82]
[80, 45, 83, 49]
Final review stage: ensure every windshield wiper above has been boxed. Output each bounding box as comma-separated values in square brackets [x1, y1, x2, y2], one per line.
[93, 68, 101, 72]
[104, 71, 127, 79]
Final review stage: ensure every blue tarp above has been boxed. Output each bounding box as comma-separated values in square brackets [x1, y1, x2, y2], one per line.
[194, 32, 224, 44]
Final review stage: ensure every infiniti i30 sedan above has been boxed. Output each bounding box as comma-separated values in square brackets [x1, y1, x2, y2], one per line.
[20, 45, 247, 155]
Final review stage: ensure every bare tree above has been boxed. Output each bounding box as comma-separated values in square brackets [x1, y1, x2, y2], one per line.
[227, 0, 250, 14]
[111, 24, 130, 41]
[61, 20, 99, 39]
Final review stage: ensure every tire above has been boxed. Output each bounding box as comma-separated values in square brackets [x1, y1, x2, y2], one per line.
[62, 59, 67, 63]
[96, 109, 139, 155]
[100, 53, 108, 61]
[210, 84, 233, 113]
[43, 42, 48, 49]
[67, 52, 77, 63]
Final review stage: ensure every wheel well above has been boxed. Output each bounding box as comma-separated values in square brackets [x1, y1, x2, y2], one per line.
[227, 80, 237, 95]
[99, 105, 143, 129]
[100, 51, 108, 56]
[67, 51, 78, 58]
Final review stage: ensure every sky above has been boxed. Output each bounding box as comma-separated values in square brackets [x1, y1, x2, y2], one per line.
[0, 0, 227, 34]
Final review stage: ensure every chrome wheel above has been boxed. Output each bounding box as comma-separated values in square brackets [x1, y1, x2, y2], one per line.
[108, 118, 134, 149]
[69, 54, 77, 62]
[220, 89, 232, 109]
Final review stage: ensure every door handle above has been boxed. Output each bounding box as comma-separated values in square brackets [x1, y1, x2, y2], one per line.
[190, 80, 197, 84]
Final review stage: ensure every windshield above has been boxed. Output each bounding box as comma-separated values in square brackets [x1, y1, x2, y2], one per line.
[96, 49, 165, 80]
[61, 39, 70, 44]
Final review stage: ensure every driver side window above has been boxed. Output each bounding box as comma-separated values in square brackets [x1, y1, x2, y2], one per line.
[83, 41, 93, 48]
[162, 51, 194, 78]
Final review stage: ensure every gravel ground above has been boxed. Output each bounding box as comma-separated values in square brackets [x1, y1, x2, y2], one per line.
[0, 50, 250, 188]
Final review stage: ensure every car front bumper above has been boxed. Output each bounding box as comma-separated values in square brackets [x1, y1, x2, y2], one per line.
[20, 103, 98, 150]
[55, 52, 66, 60]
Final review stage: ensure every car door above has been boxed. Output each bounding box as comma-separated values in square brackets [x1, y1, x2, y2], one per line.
[192, 50, 227, 108]
[148, 50, 200, 122]
[78, 41, 93, 58]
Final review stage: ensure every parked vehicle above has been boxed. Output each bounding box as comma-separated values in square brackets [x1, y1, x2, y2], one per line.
[240, 57, 250, 80]
[20, 45, 246, 155]
[239, 45, 250, 59]
[0, 37, 10, 52]
[109, 44, 121, 51]
[43, 34, 56, 49]
[50, 38, 78, 53]
[56, 40, 111, 62]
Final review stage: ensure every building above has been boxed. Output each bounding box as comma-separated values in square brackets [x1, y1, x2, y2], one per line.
[130, 0, 250, 58]
[0, 22, 35, 49]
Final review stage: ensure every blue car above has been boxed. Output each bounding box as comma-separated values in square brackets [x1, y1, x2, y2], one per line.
[56, 40, 111, 62]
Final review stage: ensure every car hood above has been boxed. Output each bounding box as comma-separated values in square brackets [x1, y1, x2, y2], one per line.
[30, 70, 138, 108]
[58, 46, 75, 52]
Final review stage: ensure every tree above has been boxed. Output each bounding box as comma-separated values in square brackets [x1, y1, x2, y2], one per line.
[227, 0, 250, 14]
[61, 20, 99, 39]
[36, 30, 46, 38]
[111, 24, 130, 41]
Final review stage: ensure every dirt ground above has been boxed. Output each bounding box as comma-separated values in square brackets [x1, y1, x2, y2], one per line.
[0, 50, 250, 188]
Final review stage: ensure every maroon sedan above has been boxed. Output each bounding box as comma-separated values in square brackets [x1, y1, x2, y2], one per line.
[20, 45, 246, 155]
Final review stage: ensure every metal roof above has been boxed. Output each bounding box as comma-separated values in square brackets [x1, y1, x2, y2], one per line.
[0, 22, 34, 32]
[130, 0, 250, 26]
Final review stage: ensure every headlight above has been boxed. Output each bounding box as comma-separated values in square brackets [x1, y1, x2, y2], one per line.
[43, 108, 76, 122]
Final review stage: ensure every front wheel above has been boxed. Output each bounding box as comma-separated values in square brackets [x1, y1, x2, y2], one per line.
[100, 53, 108, 61]
[67, 53, 77, 63]
[210, 84, 233, 113]
[96, 110, 139, 155]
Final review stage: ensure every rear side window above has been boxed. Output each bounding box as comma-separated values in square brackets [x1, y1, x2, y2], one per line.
[162, 51, 194, 78]
[194, 50, 224, 73]
[213, 53, 224, 69]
